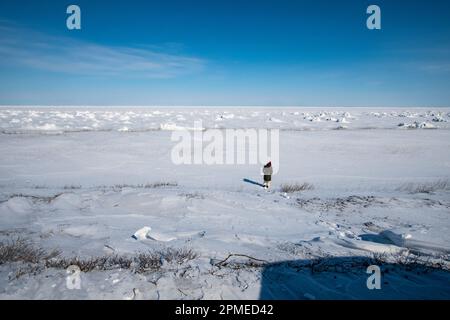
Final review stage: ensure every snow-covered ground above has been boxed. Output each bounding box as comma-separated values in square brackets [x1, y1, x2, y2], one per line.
[1, 107, 449, 133]
[0, 107, 449, 299]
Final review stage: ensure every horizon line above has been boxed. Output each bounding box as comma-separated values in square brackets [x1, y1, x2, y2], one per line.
[1, 105, 450, 109]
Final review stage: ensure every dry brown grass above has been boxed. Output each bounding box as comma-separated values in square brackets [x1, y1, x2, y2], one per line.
[397, 179, 450, 194]
[280, 182, 314, 193]
[0, 238, 60, 264]
[0, 238, 197, 275]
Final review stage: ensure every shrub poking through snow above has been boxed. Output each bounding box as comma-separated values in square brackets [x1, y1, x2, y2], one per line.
[45, 255, 140, 272]
[211, 253, 268, 269]
[159, 248, 198, 265]
[397, 180, 450, 194]
[144, 182, 178, 188]
[0, 238, 60, 265]
[211, 252, 448, 273]
[63, 185, 82, 190]
[134, 252, 163, 272]
[280, 182, 314, 193]
[103, 182, 178, 191]
[0, 239, 197, 275]
[5, 193, 62, 204]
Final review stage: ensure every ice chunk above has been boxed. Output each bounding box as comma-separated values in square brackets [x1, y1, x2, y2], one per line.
[132, 226, 177, 242]
[132, 226, 152, 240]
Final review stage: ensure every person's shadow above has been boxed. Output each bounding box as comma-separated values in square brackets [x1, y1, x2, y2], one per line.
[259, 256, 450, 299]
[243, 178, 265, 188]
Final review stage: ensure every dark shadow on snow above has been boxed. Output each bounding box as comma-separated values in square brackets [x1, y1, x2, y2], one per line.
[359, 234, 396, 245]
[243, 178, 264, 188]
[259, 256, 450, 300]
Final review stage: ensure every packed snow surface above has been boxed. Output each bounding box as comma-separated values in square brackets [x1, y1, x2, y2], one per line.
[0, 107, 449, 299]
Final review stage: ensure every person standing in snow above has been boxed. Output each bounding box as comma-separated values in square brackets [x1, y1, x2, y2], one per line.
[262, 161, 273, 189]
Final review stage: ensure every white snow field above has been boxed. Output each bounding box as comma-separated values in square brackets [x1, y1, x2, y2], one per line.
[0, 107, 449, 300]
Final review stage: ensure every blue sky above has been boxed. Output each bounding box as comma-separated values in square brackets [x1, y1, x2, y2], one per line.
[0, 0, 449, 106]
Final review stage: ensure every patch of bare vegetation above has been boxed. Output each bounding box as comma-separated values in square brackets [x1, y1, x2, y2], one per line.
[103, 182, 178, 191]
[0, 238, 197, 277]
[296, 195, 386, 212]
[280, 182, 314, 193]
[32, 185, 49, 189]
[45, 255, 134, 272]
[1, 193, 63, 204]
[211, 253, 268, 270]
[262, 253, 449, 275]
[179, 192, 205, 200]
[0, 238, 60, 264]
[209, 250, 448, 276]
[372, 252, 449, 273]
[161, 248, 199, 265]
[276, 241, 320, 259]
[397, 180, 450, 194]
[145, 182, 178, 188]
[63, 185, 82, 190]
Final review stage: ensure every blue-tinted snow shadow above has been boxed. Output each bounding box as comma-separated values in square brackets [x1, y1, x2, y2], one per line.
[259, 256, 450, 300]
[359, 234, 395, 245]
[243, 178, 264, 188]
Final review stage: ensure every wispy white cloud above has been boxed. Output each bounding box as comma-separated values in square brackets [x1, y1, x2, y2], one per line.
[0, 23, 205, 78]
[417, 62, 450, 73]
[388, 46, 450, 74]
